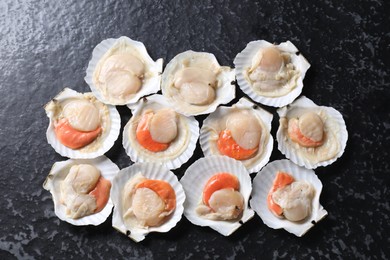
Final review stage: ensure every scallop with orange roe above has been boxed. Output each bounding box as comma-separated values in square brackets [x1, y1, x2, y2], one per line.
[277, 96, 348, 169]
[44, 88, 120, 159]
[180, 156, 254, 236]
[111, 162, 185, 242]
[123, 94, 199, 170]
[200, 97, 273, 173]
[250, 159, 327, 237]
[43, 156, 119, 226]
[196, 172, 244, 221]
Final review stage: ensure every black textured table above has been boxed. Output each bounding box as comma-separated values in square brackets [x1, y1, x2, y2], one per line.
[1, 1, 389, 259]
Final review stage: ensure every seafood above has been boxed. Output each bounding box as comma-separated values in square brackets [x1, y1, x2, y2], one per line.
[111, 162, 185, 242]
[200, 98, 273, 173]
[161, 50, 235, 116]
[234, 40, 310, 107]
[180, 156, 254, 236]
[277, 96, 348, 169]
[123, 94, 199, 170]
[250, 159, 327, 237]
[43, 156, 119, 226]
[44, 88, 120, 159]
[85, 36, 163, 105]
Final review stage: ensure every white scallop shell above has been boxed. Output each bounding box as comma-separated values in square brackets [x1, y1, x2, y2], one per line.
[234, 40, 310, 107]
[199, 97, 273, 173]
[44, 88, 121, 159]
[161, 50, 235, 116]
[250, 159, 327, 237]
[122, 94, 199, 170]
[85, 36, 163, 105]
[43, 156, 119, 226]
[277, 96, 348, 169]
[180, 156, 254, 236]
[111, 162, 185, 242]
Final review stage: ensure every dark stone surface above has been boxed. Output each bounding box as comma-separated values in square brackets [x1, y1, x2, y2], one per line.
[0, 0, 389, 259]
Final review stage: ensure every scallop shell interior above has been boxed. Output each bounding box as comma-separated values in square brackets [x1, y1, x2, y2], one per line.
[85, 36, 163, 105]
[277, 96, 348, 169]
[161, 50, 235, 116]
[123, 94, 199, 170]
[111, 162, 185, 242]
[234, 40, 310, 107]
[43, 156, 119, 226]
[44, 88, 121, 159]
[250, 159, 327, 237]
[180, 155, 254, 236]
[200, 97, 273, 173]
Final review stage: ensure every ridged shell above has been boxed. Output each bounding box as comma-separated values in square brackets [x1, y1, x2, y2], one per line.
[180, 156, 254, 236]
[44, 88, 121, 159]
[85, 36, 163, 105]
[234, 40, 310, 107]
[277, 96, 348, 169]
[43, 156, 119, 226]
[200, 97, 273, 173]
[161, 50, 235, 116]
[111, 162, 185, 242]
[250, 159, 327, 237]
[123, 94, 199, 170]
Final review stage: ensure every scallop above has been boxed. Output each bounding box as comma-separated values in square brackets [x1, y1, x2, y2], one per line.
[180, 156, 254, 236]
[161, 50, 235, 116]
[44, 88, 121, 159]
[111, 162, 185, 242]
[250, 159, 327, 237]
[123, 94, 199, 170]
[85, 36, 163, 105]
[234, 40, 310, 107]
[43, 156, 119, 226]
[277, 96, 348, 169]
[200, 97, 273, 173]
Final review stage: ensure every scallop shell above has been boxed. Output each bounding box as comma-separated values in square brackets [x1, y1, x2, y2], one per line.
[123, 94, 199, 170]
[180, 156, 254, 236]
[43, 156, 119, 226]
[161, 50, 235, 116]
[250, 159, 327, 237]
[199, 97, 273, 173]
[111, 162, 185, 242]
[85, 36, 163, 105]
[44, 88, 121, 159]
[234, 40, 310, 107]
[277, 96, 348, 169]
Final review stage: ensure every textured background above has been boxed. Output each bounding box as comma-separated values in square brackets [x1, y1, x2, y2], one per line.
[0, 0, 389, 259]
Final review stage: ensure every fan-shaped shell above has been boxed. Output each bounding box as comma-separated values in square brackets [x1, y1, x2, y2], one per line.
[250, 159, 327, 237]
[234, 40, 310, 107]
[180, 156, 254, 236]
[123, 94, 199, 170]
[85, 36, 163, 105]
[44, 88, 121, 159]
[43, 156, 119, 226]
[277, 96, 348, 169]
[200, 97, 273, 173]
[111, 162, 185, 242]
[161, 50, 235, 116]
